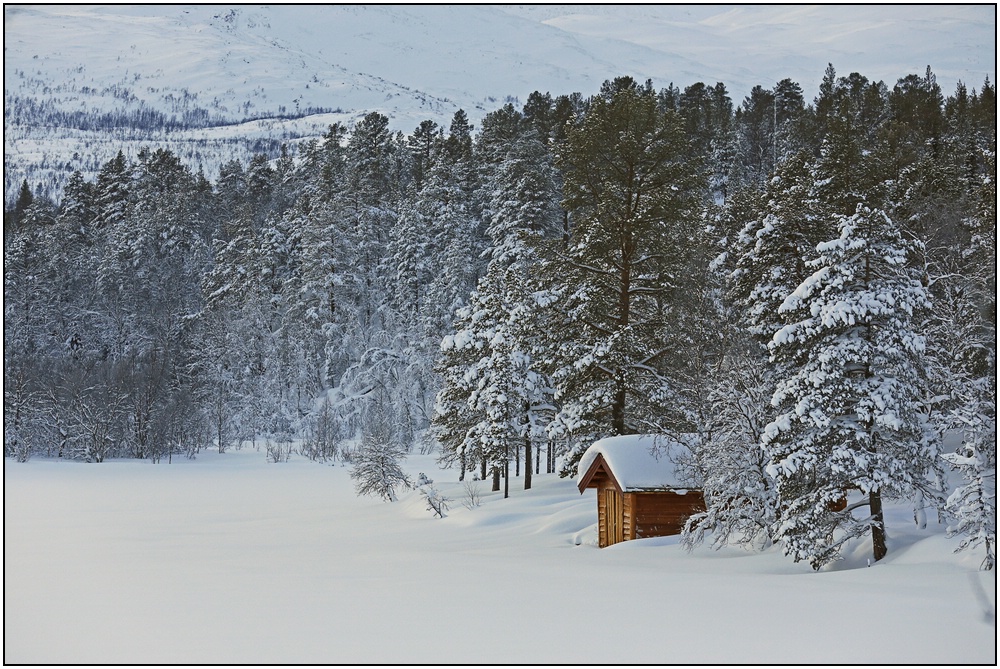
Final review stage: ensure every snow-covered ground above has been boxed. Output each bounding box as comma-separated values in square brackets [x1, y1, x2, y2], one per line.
[4, 448, 995, 664]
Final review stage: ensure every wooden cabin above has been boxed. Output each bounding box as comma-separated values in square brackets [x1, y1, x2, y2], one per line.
[576, 435, 705, 548]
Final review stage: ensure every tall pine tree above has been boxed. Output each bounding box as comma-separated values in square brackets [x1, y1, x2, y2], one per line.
[762, 204, 934, 568]
[541, 78, 704, 474]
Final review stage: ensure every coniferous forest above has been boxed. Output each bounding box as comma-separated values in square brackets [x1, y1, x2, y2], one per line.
[4, 68, 996, 570]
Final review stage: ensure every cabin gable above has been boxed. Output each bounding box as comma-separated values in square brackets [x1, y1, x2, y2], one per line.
[576, 453, 622, 494]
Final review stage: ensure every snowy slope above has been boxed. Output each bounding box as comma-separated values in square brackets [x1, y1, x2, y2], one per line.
[4, 4, 995, 199]
[6, 4, 994, 123]
[4, 447, 995, 664]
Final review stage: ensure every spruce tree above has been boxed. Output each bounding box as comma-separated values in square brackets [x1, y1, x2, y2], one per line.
[93, 150, 130, 230]
[408, 119, 442, 192]
[7, 179, 34, 234]
[434, 306, 486, 483]
[433, 133, 559, 491]
[762, 204, 934, 568]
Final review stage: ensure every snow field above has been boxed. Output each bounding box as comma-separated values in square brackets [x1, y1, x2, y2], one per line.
[4, 448, 995, 664]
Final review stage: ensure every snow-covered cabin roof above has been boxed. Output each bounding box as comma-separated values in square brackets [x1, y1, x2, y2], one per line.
[576, 434, 692, 493]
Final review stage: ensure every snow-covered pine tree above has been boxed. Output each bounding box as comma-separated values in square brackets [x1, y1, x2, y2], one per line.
[468, 289, 523, 495]
[887, 79, 997, 567]
[3, 206, 53, 461]
[199, 149, 301, 453]
[521, 91, 554, 142]
[733, 85, 778, 190]
[4, 179, 34, 234]
[369, 146, 479, 449]
[762, 204, 934, 568]
[92, 150, 130, 231]
[942, 143, 996, 572]
[677, 81, 729, 162]
[342, 112, 401, 334]
[433, 132, 559, 492]
[942, 437, 996, 571]
[35, 170, 97, 358]
[772, 78, 808, 160]
[99, 149, 211, 458]
[931, 151, 996, 570]
[309, 114, 435, 447]
[707, 84, 888, 549]
[407, 119, 442, 193]
[454, 266, 557, 495]
[475, 103, 523, 168]
[684, 185, 781, 552]
[434, 303, 488, 483]
[411, 158, 479, 340]
[391, 189, 434, 324]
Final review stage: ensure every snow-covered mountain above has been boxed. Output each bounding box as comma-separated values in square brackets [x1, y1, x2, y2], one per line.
[4, 4, 995, 200]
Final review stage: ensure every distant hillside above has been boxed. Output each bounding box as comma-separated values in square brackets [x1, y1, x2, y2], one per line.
[4, 4, 994, 202]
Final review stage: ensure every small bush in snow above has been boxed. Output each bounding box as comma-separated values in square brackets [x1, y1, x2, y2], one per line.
[351, 442, 411, 501]
[421, 485, 450, 518]
[461, 480, 482, 510]
[266, 440, 291, 463]
[301, 395, 340, 462]
[416, 472, 433, 486]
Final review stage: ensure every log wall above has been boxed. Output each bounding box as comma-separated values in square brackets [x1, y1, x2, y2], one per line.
[629, 491, 706, 539]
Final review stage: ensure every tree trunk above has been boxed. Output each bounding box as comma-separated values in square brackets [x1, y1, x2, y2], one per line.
[503, 459, 509, 499]
[870, 489, 887, 562]
[612, 378, 627, 435]
[524, 436, 532, 490]
[491, 466, 500, 492]
[610, 206, 635, 436]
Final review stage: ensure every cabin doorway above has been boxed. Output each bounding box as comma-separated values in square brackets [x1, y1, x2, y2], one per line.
[604, 488, 623, 546]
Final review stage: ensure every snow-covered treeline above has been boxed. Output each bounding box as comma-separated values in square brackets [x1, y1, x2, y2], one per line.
[4, 67, 995, 569]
